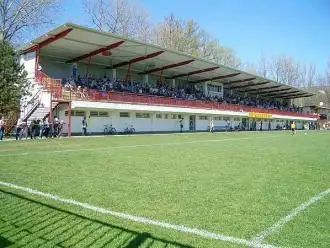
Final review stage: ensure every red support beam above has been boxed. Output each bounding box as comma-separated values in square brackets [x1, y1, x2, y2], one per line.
[23, 28, 73, 54]
[107, 51, 164, 69]
[139, 59, 194, 75]
[194, 72, 240, 83]
[168, 66, 219, 79]
[66, 40, 125, 63]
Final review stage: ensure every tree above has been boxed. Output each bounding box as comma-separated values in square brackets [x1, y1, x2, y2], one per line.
[0, 40, 30, 116]
[153, 14, 241, 68]
[0, 0, 60, 44]
[257, 54, 268, 78]
[84, 0, 152, 41]
[306, 64, 316, 87]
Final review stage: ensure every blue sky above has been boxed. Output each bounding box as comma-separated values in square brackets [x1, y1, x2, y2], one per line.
[59, 0, 329, 73]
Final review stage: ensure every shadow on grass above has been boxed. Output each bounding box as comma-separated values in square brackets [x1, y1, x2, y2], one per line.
[0, 189, 194, 248]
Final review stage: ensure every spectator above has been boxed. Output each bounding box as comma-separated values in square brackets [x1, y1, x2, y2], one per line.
[39, 119, 44, 139]
[44, 118, 50, 138]
[210, 119, 214, 133]
[57, 120, 65, 138]
[179, 118, 184, 133]
[0, 115, 4, 141]
[53, 116, 60, 138]
[16, 118, 23, 140]
[82, 116, 88, 136]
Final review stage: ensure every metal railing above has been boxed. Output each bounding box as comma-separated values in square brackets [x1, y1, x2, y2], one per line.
[33, 71, 318, 119]
[62, 88, 318, 119]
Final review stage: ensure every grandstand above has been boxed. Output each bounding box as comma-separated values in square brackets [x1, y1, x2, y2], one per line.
[17, 23, 318, 135]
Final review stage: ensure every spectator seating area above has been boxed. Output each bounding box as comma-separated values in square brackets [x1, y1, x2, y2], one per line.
[62, 75, 303, 113]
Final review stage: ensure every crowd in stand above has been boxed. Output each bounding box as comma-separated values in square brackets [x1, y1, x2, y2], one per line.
[62, 75, 302, 113]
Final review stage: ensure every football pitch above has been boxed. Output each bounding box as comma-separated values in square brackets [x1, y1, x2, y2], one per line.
[0, 131, 329, 248]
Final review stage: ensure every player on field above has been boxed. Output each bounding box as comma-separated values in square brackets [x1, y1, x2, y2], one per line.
[291, 121, 296, 135]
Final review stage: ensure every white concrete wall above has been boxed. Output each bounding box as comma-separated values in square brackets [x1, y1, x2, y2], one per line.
[59, 109, 191, 133]
[58, 105, 316, 134]
[19, 52, 36, 79]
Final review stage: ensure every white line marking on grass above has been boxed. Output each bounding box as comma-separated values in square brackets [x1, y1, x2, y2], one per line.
[251, 188, 330, 245]
[0, 181, 279, 248]
[0, 135, 279, 157]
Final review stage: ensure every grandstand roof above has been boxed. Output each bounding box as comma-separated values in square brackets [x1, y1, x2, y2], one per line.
[19, 23, 313, 99]
[294, 86, 330, 108]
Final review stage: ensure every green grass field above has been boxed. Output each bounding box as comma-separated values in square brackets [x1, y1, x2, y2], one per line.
[0, 131, 329, 248]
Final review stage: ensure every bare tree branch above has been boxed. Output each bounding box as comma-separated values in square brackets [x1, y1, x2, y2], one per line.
[0, 0, 60, 44]
[83, 0, 152, 42]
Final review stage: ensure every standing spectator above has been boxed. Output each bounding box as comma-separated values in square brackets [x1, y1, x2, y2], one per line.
[0, 116, 4, 141]
[82, 116, 88, 136]
[179, 118, 184, 133]
[39, 120, 44, 139]
[57, 120, 65, 138]
[16, 118, 23, 140]
[53, 116, 60, 137]
[210, 119, 214, 133]
[30, 119, 37, 139]
[226, 119, 231, 132]
[44, 118, 50, 138]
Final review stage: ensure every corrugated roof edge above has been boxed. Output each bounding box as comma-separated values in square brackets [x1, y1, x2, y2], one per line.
[17, 22, 313, 96]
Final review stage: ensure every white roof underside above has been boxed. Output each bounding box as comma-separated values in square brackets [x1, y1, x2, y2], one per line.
[19, 23, 313, 99]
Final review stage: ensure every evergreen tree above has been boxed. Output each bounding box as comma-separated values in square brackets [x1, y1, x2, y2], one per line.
[0, 40, 30, 116]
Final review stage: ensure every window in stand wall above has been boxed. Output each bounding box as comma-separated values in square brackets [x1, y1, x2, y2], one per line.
[199, 116, 208, 120]
[99, 112, 109, 117]
[156, 114, 162, 119]
[120, 112, 130, 118]
[213, 116, 222, 120]
[65, 110, 85, 116]
[164, 114, 169, 119]
[136, 113, 150, 118]
[171, 114, 177, 119]
[90, 111, 99, 117]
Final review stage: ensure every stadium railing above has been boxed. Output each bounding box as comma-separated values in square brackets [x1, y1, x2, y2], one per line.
[34, 71, 318, 119]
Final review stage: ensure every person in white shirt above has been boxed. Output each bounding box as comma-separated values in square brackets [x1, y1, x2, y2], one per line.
[210, 119, 214, 133]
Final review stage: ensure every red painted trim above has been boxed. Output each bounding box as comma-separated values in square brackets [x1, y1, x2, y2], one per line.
[23, 28, 73, 54]
[169, 66, 219, 79]
[194, 72, 240, 83]
[66, 40, 125, 63]
[108, 51, 164, 69]
[139, 59, 194, 75]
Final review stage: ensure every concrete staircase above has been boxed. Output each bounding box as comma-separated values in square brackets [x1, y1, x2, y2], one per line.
[26, 102, 58, 125]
